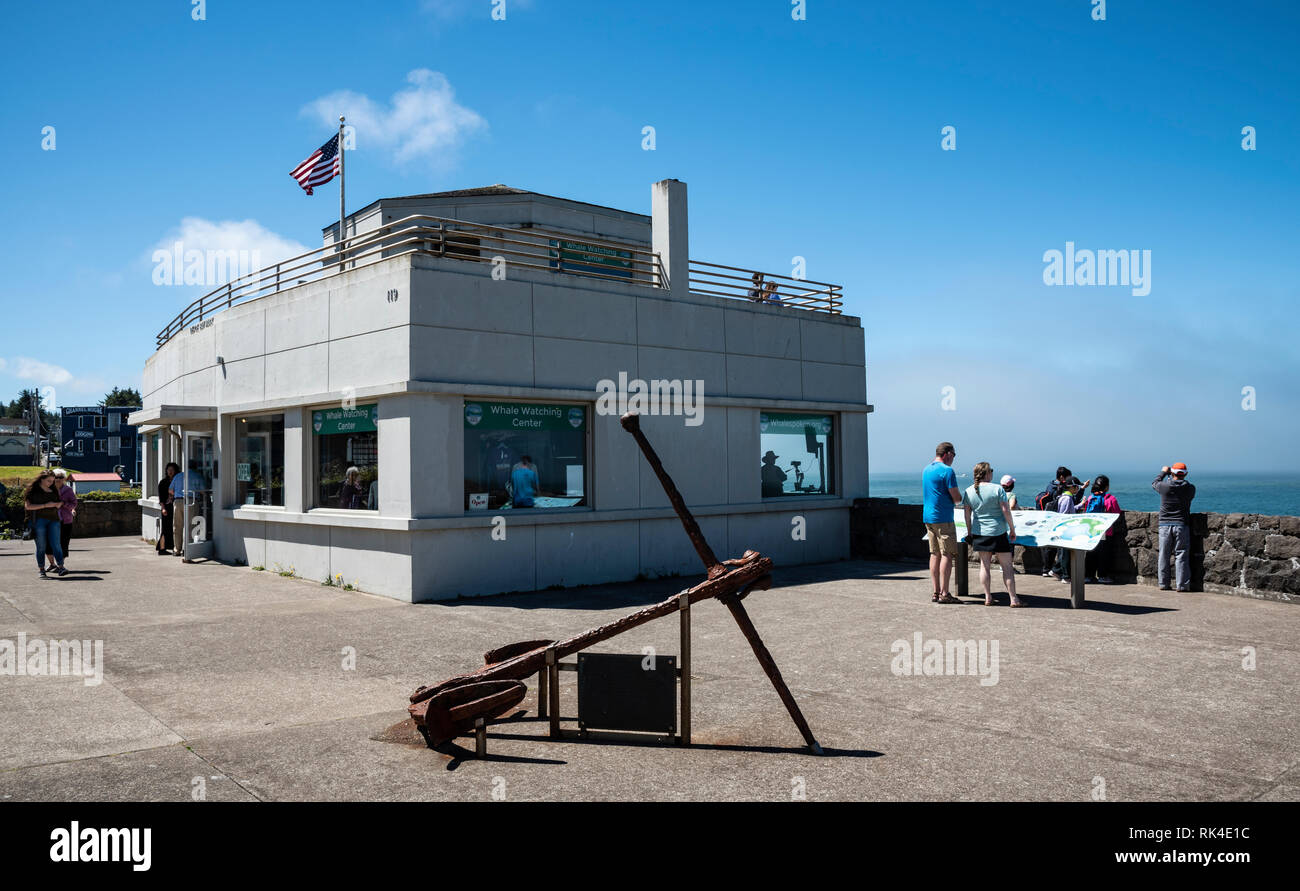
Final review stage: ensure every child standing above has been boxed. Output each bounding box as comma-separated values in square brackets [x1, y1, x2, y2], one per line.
[1051, 478, 1087, 582]
[1081, 475, 1122, 584]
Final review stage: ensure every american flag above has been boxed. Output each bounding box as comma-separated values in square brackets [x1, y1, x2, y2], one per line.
[290, 133, 340, 195]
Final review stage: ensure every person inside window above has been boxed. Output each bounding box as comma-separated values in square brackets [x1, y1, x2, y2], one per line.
[339, 466, 364, 509]
[761, 450, 787, 497]
[510, 455, 539, 508]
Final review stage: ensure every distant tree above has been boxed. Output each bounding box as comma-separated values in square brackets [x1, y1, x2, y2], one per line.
[102, 387, 143, 407]
[3, 390, 56, 465]
[5, 388, 56, 429]
[3, 389, 41, 418]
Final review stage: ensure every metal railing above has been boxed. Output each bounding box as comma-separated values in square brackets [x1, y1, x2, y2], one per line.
[155, 213, 663, 346]
[689, 261, 843, 314]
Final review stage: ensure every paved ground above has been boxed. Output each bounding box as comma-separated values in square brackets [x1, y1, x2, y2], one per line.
[1, 535, 1296, 801]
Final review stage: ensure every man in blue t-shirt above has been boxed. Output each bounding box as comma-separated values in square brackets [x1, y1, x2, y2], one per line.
[922, 441, 962, 603]
[509, 455, 539, 508]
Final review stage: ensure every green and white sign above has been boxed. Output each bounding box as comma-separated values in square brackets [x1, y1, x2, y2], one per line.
[939, 509, 1121, 552]
[313, 404, 378, 435]
[547, 239, 633, 278]
[464, 401, 586, 432]
[760, 412, 833, 435]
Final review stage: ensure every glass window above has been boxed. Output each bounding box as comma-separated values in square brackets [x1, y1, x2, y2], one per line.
[94, 439, 106, 453]
[313, 404, 379, 510]
[234, 414, 284, 506]
[759, 412, 834, 497]
[151, 433, 161, 491]
[463, 400, 587, 511]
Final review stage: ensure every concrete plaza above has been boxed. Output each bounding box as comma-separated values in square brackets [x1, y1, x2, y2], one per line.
[1, 535, 1296, 802]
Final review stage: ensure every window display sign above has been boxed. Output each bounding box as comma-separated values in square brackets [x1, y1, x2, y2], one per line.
[313, 403, 378, 511]
[464, 401, 588, 510]
[464, 401, 585, 431]
[312, 404, 378, 435]
[759, 412, 834, 498]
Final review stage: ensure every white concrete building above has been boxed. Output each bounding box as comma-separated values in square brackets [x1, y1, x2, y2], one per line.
[130, 180, 871, 601]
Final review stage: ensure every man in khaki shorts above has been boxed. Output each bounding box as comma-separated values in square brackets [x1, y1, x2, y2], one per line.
[922, 442, 962, 603]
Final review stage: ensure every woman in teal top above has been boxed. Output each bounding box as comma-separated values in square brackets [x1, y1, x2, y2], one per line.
[961, 462, 1025, 607]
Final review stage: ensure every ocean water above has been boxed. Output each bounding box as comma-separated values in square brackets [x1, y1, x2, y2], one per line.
[869, 471, 1300, 518]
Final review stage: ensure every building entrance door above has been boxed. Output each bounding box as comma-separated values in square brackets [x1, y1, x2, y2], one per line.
[181, 432, 215, 560]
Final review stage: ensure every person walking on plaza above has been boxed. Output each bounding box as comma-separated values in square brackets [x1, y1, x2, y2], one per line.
[1153, 462, 1196, 591]
[922, 442, 962, 603]
[44, 469, 77, 571]
[962, 462, 1025, 607]
[1080, 475, 1122, 584]
[24, 471, 66, 577]
[157, 462, 179, 554]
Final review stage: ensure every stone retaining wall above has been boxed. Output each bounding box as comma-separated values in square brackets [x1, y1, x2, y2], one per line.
[851, 497, 1298, 604]
[71, 500, 141, 537]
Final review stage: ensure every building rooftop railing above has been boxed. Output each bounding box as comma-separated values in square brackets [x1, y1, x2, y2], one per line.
[688, 261, 843, 314]
[154, 215, 846, 347]
[155, 213, 663, 346]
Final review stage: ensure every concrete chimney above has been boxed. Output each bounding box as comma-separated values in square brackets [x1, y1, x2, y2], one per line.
[651, 179, 688, 297]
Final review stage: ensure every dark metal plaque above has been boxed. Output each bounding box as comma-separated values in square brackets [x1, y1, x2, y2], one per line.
[577, 653, 677, 734]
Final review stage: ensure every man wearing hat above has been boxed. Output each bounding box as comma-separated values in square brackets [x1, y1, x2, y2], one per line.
[1153, 462, 1197, 591]
[761, 450, 787, 498]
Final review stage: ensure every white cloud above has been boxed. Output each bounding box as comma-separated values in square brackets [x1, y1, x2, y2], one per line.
[11, 358, 73, 386]
[302, 69, 487, 166]
[151, 218, 311, 272]
[3, 358, 104, 406]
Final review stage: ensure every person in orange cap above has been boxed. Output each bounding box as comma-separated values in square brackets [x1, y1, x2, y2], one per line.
[1153, 462, 1197, 591]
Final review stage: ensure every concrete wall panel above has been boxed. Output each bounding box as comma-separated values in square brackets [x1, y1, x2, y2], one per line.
[801, 361, 866, 404]
[535, 521, 639, 590]
[532, 281, 636, 344]
[724, 308, 802, 360]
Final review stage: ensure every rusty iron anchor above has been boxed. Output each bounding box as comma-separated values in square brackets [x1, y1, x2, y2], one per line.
[408, 412, 822, 754]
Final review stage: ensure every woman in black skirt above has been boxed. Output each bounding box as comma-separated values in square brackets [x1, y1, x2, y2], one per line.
[157, 462, 180, 555]
[961, 461, 1026, 607]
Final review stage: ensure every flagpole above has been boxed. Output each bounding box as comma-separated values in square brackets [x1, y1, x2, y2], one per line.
[338, 115, 346, 266]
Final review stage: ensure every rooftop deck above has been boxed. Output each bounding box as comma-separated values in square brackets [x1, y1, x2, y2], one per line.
[155, 213, 844, 347]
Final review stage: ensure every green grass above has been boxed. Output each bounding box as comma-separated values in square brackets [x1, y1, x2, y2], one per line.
[0, 466, 128, 487]
[0, 465, 54, 486]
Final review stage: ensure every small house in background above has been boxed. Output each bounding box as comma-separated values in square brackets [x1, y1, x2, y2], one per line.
[0, 422, 35, 461]
[71, 472, 124, 495]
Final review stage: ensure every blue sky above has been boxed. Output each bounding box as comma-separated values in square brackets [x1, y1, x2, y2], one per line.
[1, 0, 1295, 472]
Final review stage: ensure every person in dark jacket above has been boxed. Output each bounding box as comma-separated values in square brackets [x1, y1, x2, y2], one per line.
[157, 462, 179, 555]
[339, 467, 364, 509]
[1153, 462, 1196, 591]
